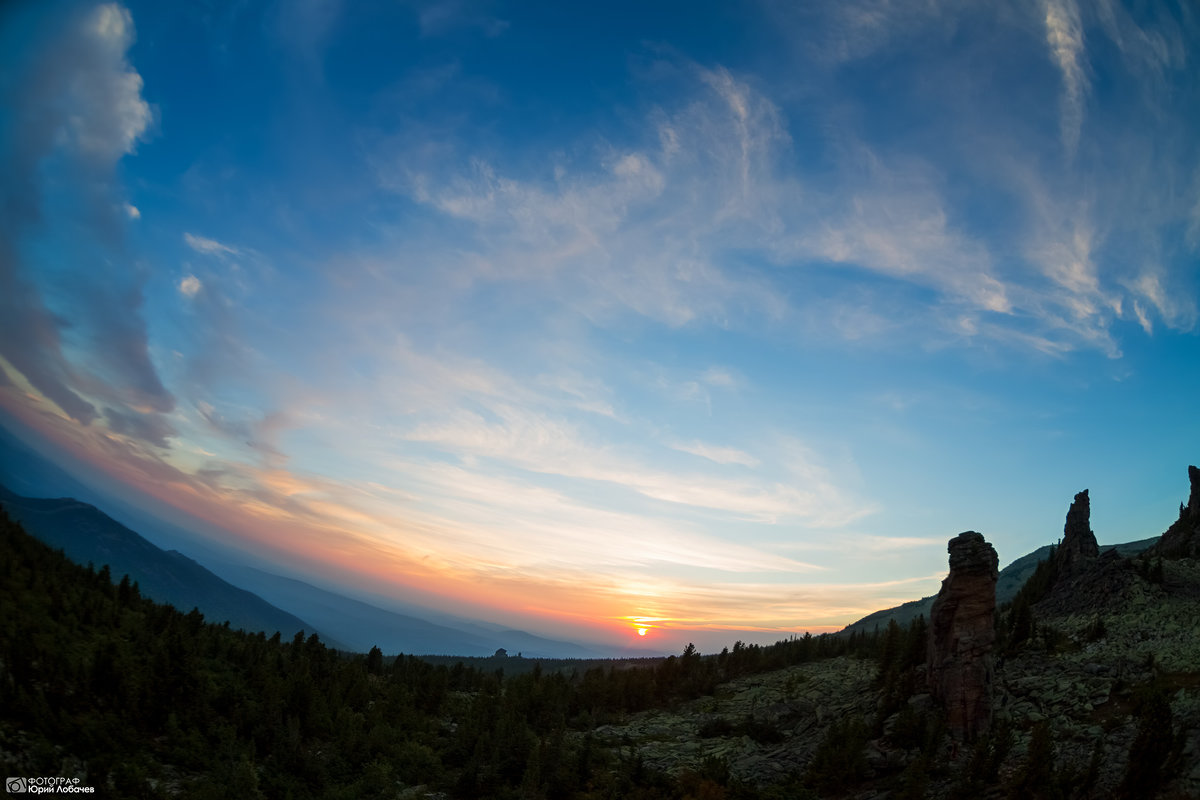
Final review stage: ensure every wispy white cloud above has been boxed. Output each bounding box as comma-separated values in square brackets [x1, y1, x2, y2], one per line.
[1041, 0, 1088, 154]
[1013, 187, 1123, 356]
[405, 402, 869, 525]
[259, 328, 873, 530]
[535, 370, 619, 419]
[695, 66, 790, 219]
[789, 150, 1014, 315]
[374, 460, 820, 574]
[773, 0, 958, 67]
[764, 2, 1195, 354]
[670, 440, 760, 468]
[377, 65, 791, 329]
[1131, 300, 1153, 335]
[1092, 0, 1188, 102]
[384, 58, 1157, 359]
[184, 232, 240, 257]
[1126, 269, 1197, 333]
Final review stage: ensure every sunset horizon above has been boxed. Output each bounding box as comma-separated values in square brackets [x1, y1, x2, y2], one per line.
[2, 0, 1197, 656]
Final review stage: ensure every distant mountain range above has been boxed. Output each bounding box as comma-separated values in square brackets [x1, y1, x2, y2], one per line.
[0, 423, 614, 658]
[841, 535, 1160, 636]
[0, 484, 335, 644]
[212, 564, 608, 658]
[0, 423, 247, 563]
[0, 424, 106, 503]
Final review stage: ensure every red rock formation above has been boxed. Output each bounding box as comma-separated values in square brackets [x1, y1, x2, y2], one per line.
[1056, 489, 1099, 575]
[927, 531, 998, 741]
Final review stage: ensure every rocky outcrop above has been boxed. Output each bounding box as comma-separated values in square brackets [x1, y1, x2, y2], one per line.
[1191, 465, 1200, 515]
[1152, 465, 1200, 559]
[1036, 549, 1142, 618]
[1056, 489, 1100, 575]
[927, 531, 998, 740]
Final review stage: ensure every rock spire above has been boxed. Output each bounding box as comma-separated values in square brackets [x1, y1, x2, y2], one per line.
[1056, 489, 1100, 575]
[1189, 465, 1199, 516]
[927, 531, 998, 741]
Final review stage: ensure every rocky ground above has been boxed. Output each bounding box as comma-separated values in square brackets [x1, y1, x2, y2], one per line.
[1003, 557, 1200, 797]
[590, 656, 879, 787]
[584, 558, 1200, 798]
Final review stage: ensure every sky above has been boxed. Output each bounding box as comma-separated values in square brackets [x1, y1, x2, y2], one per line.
[1, 0, 1198, 653]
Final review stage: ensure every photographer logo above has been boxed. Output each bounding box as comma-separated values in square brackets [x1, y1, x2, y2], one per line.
[6, 778, 93, 794]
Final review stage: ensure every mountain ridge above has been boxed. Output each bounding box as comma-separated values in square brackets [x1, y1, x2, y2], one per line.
[0, 483, 340, 646]
[212, 563, 610, 658]
[0, 426, 623, 658]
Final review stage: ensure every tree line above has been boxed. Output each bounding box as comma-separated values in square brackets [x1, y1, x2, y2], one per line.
[0, 508, 886, 799]
[5, 507, 1180, 799]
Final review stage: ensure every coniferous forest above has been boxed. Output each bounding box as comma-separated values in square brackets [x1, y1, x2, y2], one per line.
[0, 508, 889, 799]
[5, 497, 1197, 799]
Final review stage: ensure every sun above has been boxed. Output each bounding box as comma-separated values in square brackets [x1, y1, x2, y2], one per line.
[623, 615, 663, 637]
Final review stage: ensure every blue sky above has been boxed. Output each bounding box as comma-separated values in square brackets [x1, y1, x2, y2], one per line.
[1, 0, 1198, 651]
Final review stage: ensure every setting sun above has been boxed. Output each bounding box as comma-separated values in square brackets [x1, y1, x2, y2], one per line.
[624, 615, 665, 639]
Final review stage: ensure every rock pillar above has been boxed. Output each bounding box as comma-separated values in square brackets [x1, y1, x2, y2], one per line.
[1056, 489, 1100, 575]
[1189, 465, 1199, 516]
[927, 531, 998, 740]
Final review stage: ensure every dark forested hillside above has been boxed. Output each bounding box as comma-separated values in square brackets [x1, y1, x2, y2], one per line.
[0, 507, 881, 799]
[6, 491, 1196, 799]
[0, 485, 330, 645]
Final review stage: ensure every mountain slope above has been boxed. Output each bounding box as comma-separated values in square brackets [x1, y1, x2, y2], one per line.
[0, 422, 250, 562]
[214, 564, 606, 658]
[0, 484, 336, 645]
[0, 424, 103, 504]
[0, 427, 615, 658]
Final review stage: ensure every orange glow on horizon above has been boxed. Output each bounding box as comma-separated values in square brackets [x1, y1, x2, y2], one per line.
[624, 615, 666, 638]
[0, 389, 874, 646]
